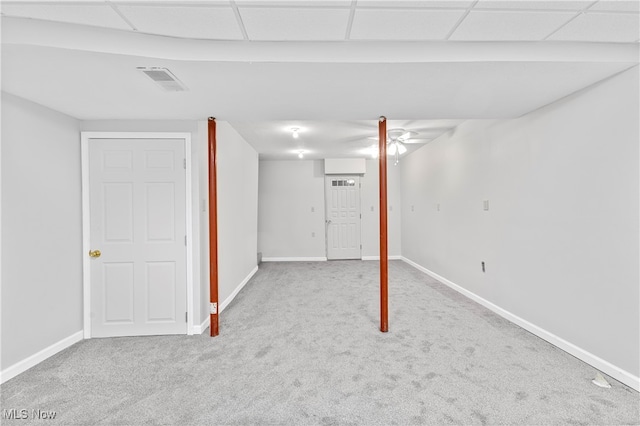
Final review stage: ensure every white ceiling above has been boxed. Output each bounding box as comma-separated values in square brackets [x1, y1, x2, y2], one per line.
[1, 1, 639, 159]
[1, 0, 638, 42]
[230, 120, 467, 159]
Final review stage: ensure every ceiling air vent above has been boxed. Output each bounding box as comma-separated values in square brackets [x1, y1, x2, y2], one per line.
[137, 67, 187, 92]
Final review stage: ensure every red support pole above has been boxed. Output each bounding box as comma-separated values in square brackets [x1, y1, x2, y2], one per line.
[208, 118, 219, 337]
[379, 116, 389, 333]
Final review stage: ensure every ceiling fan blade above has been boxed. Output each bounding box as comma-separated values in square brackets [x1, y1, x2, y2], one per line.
[399, 131, 417, 140]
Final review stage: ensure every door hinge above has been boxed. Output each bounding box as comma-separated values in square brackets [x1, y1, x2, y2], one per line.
[185, 312, 188, 323]
[210, 302, 218, 315]
[360, 213, 362, 219]
[183, 159, 186, 169]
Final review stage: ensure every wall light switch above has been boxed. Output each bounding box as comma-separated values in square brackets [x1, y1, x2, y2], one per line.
[371, 206, 374, 212]
[437, 203, 440, 211]
[483, 200, 489, 211]
[311, 206, 315, 213]
[411, 205, 414, 212]
[201, 199, 207, 212]
[312, 232, 315, 238]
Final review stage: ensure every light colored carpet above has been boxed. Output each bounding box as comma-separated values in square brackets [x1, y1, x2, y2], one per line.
[2, 260, 638, 425]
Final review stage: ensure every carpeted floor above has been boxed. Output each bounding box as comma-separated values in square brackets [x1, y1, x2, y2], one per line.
[1, 260, 638, 425]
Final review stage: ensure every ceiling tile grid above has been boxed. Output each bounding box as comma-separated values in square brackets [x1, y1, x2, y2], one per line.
[355, 1, 475, 8]
[588, 0, 640, 13]
[115, 5, 244, 39]
[474, 1, 593, 11]
[449, 10, 578, 40]
[0, 0, 638, 42]
[350, 9, 467, 40]
[547, 11, 640, 42]
[238, 7, 351, 40]
[0, 3, 133, 30]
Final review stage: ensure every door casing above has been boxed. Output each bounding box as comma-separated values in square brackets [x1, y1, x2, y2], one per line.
[81, 132, 194, 338]
[324, 175, 362, 260]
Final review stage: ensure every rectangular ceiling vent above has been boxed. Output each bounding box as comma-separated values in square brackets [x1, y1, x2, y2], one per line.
[137, 67, 187, 92]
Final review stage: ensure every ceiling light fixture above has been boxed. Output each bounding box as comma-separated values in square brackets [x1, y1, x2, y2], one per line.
[387, 141, 407, 166]
[387, 141, 407, 156]
[298, 150, 304, 159]
[291, 128, 300, 139]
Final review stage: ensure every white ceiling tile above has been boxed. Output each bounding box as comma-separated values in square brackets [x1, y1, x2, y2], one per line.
[548, 12, 639, 42]
[113, 1, 231, 5]
[589, 0, 640, 12]
[239, 7, 350, 40]
[450, 10, 575, 40]
[350, 9, 466, 40]
[475, 1, 592, 11]
[234, 1, 351, 6]
[0, 4, 132, 30]
[117, 5, 243, 39]
[356, 1, 474, 8]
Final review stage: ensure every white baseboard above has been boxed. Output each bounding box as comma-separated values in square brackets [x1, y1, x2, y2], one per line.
[401, 256, 640, 392]
[262, 257, 327, 262]
[0, 330, 83, 384]
[219, 265, 259, 313]
[193, 266, 258, 335]
[362, 255, 402, 261]
[194, 316, 210, 335]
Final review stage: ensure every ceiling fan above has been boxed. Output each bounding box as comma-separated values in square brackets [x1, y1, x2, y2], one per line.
[370, 128, 435, 165]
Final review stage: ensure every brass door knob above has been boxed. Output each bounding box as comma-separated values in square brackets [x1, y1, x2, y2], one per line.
[89, 249, 101, 258]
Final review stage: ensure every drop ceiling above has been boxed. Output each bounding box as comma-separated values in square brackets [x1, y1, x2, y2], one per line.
[2, 0, 638, 42]
[1, 1, 638, 159]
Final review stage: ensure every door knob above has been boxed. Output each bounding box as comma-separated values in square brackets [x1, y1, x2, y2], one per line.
[89, 249, 101, 258]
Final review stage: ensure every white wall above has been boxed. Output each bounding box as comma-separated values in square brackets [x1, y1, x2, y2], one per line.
[361, 159, 402, 258]
[199, 121, 259, 323]
[1, 93, 82, 370]
[401, 67, 639, 382]
[258, 159, 401, 259]
[81, 119, 203, 329]
[258, 160, 326, 259]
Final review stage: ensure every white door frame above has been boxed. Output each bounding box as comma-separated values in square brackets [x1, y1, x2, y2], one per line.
[81, 132, 194, 338]
[324, 175, 362, 260]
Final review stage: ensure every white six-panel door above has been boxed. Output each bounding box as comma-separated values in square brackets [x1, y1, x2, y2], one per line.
[88, 138, 187, 337]
[325, 176, 361, 260]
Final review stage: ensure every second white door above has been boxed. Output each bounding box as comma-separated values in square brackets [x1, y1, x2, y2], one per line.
[325, 176, 361, 260]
